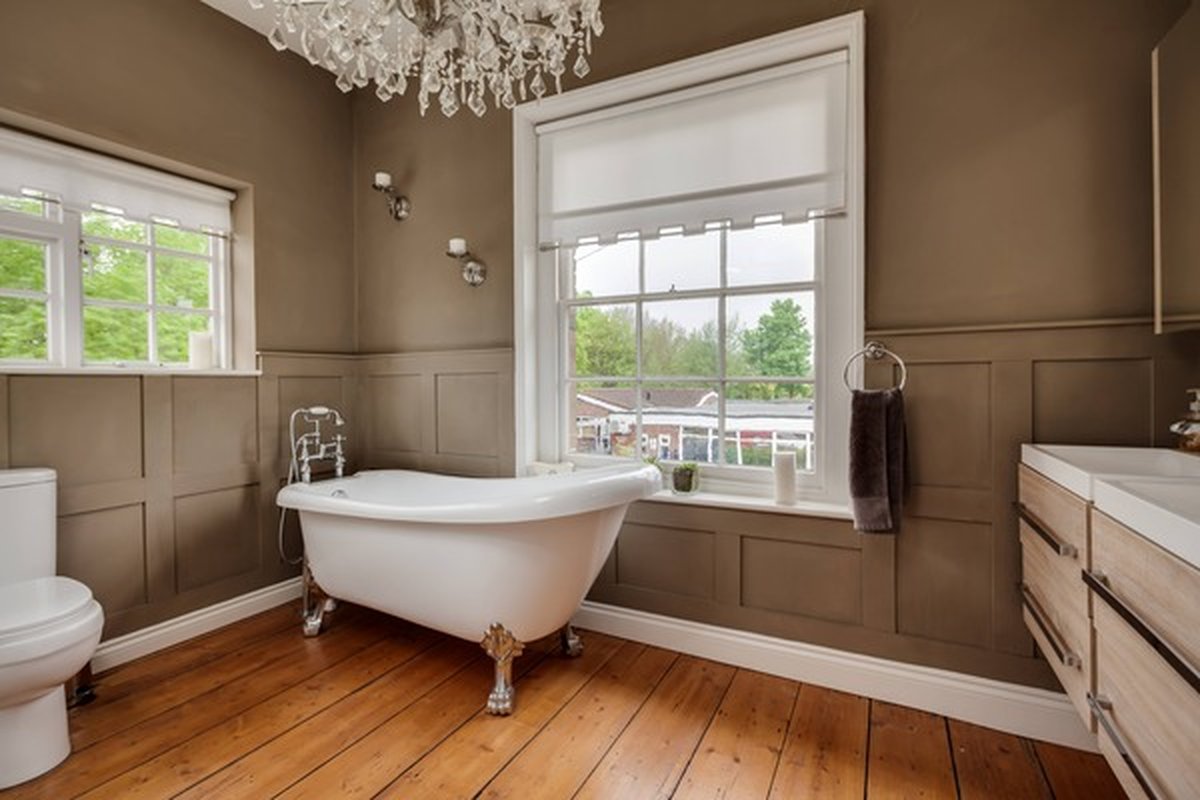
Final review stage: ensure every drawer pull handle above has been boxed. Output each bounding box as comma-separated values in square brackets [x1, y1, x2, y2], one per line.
[1015, 503, 1078, 558]
[1020, 583, 1081, 669]
[1084, 570, 1200, 696]
[1087, 693, 1162, 800]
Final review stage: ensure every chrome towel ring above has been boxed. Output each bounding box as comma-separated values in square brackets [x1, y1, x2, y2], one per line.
[843, 341, 907, 391]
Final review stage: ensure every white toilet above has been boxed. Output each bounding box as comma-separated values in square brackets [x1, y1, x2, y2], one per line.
[0, 468, 103, 789]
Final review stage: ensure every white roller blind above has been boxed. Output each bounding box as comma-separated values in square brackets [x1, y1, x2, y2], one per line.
[0, 127, 234, 233]
[537, 51, 848, 246]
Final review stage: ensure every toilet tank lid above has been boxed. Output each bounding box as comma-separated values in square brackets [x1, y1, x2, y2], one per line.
[0, 468, 56, 489]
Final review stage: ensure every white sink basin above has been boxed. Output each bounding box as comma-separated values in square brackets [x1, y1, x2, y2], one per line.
[1093, 478, 1200, 570]
[1021, 444, 1200, 500]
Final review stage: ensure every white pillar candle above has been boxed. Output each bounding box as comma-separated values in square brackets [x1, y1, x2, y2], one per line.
[448, 237, 468, 256]
[373, 171, 392, 188]
[188, 331, 214, 370]
[774, 450, 797, 505]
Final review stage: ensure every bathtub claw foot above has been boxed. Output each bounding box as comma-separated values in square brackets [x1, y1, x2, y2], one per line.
[481, 623, 525, 716]
[301, 560, 333, 638]
[560, 624, 583, 658]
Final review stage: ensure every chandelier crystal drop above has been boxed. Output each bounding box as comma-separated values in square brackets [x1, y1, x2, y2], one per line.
[250, 0, 603, 117]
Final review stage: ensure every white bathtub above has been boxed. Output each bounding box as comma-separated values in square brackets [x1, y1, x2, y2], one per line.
[276, 464, 661, 713]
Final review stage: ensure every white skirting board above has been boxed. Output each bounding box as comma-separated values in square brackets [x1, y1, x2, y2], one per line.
[573, 601, 1097, 752]
[90, 577, 303, 673]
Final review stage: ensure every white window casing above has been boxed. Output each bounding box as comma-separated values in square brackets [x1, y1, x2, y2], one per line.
[514, 12, 865, 509]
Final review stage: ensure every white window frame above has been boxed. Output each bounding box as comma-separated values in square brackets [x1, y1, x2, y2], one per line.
[0, 198, 232, 371]
[513, 12, 865, 508]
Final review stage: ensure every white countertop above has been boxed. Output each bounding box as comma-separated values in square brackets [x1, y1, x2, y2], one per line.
[1020, 444, 1200, 500]
[1093, 477, 1200, 571]
[1021, 444, 1200, 569]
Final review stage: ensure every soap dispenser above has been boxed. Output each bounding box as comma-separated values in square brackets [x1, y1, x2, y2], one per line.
[1170, 388, 1200, 452]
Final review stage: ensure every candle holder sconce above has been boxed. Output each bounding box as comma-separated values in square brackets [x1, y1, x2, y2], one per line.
[372, 170, 411, 221]
[447, 237, 486, 287]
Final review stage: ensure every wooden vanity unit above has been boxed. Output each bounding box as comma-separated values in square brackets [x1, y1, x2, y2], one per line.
[1018, 446, 1200, 799]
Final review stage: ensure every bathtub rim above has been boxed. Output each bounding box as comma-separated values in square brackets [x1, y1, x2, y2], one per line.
[276, 464, 662, 524]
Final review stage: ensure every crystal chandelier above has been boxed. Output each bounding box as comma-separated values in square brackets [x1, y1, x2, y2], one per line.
[250, 0, 604, 117]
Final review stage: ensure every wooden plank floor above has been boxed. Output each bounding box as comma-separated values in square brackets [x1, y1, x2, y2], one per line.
[5, 601, 1126, 799]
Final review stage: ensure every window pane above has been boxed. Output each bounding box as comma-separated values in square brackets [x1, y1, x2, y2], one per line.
[156, 312, 210, 364]
[0, 297, 47, 359]
[641, 382, 720, 463]
[83, 211, 148, 244]
[728, 221, 815, 286]
[155, 225, 210, 255]
[724, 406, 817, 471]
[83, 244, 148, 303]
[726, 291, 815, 384]
[0, 236, 47, 291]
[642, 298, 718, 377]
[156, 253, 211, 309]
[570, 381, 636, 457]
[84, 306, 148, 362]
[644, 229, 719, 293]
[569, 239, 638, 299]
[0, 193, 45, 217]
[570, 303, 635, 378]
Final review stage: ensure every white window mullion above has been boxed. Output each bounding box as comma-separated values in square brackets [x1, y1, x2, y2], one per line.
[214, 235, 230, 368]
[147, 223, 158, 364]
[634, 237, 645, 457]
[61, 211, 84, 367]
[717, 226, 728, 466]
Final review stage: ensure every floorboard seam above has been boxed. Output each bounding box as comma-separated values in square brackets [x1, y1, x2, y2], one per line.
[567, 650, 682, 799]
[75, 617, 399, 797]
[147, 631, 446, 798]
[666, 662, 739, 798]
[761, 679, 802, 799]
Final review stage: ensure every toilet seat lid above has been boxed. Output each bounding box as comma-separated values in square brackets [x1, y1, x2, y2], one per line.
[0, 577, 94, 638]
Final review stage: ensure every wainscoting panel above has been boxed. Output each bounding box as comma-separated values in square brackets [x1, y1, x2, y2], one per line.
[0, 354, 359, 639]
[366, 373, 423, 455]
[741, 537, 862, 625]
[588, 324, 1200, 686]
[8, 375, 143, 486]
[171, 377, 259, 473]
[615, 522, 716, 600]
[360, 348, 514, 476]
[56, 504, 148, 615]
[174, 485, 260, 592]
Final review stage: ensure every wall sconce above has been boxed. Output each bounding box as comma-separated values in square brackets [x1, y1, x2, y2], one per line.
[372, 171, 411, 221]
[447, 237, 486, 287]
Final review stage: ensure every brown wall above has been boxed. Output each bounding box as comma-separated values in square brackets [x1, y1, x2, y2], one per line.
[351, 0, 1200, 685]
[0, 0, 355, 352]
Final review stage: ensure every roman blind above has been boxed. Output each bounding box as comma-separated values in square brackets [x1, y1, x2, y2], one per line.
[0, 126, 234, 233]
[536, 50, 848, 247]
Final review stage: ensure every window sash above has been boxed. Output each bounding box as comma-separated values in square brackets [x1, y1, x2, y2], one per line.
[558, 222, 821, 472]
[0, 205, 231, 369]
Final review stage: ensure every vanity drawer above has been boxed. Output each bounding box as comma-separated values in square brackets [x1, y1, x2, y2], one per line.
[1021, 542, 1092, 725]
[1089, 510, 1200, 800]
[1093, 600, 1200, 800]
[1018, 464, 1089, 564]
[1019, 517, 1087, 622]
[1090, 510, 1200, 669]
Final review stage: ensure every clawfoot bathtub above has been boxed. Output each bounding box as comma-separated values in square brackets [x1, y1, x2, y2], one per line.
[276, 464, 661, 714]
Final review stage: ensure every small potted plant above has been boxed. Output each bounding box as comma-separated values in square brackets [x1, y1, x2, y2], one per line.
[671, 461, 700, 495]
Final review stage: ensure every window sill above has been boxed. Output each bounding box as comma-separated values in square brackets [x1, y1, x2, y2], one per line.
[0, 366, 262, 377]
[642, 488, 853, 520]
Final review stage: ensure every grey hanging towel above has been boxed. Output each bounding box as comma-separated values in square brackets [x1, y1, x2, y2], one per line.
[849, 388, 907, 532]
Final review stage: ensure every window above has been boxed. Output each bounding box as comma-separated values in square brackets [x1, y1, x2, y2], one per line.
[515, 14, 864, 506]
[0, 128, 234, 369]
